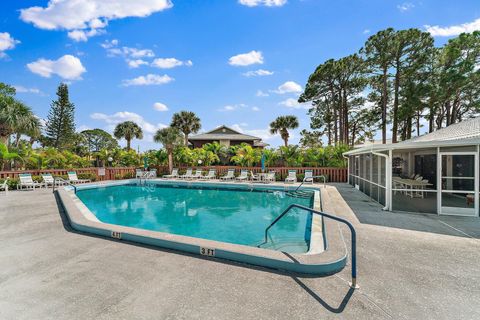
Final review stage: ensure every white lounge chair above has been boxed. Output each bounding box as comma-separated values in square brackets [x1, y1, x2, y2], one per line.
[303, 170, 314, 184]
[163, 168, 179, 179]
[264, 172, 276, 183]
[180, 168, 194, 180]
[191, 169, 203, 180]
[67, 171, 90, 184]
[250, 171, 261, 182]
[0, 177, 9, 194]
[235, 170, 248, 182]
[285, 170, 297, 184]
[146, 169, 157, 179]
[220, 169, 235, 181]
[201, 169, 216, 180]
[18, 173, 45, 190]
[41, 173, 64, 187]
[136, 169, 145, 178]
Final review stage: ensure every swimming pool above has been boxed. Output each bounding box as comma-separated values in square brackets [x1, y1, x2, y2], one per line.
[59, 180, 348, 275]
[76, 183, 313, 253]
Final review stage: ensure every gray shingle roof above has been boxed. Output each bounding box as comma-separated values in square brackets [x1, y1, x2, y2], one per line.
[398, 117, 480, 144]
[188, 125, 262, 141]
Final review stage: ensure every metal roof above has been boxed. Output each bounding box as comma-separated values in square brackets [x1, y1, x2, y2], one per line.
[188, 125, 262, 141]
[344, 117, 480, 155]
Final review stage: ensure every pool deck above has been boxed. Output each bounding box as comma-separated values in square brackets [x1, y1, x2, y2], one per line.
[1, 182, 480, 319]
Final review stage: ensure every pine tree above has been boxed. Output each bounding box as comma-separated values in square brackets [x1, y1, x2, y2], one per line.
[45, 83, 76, 149]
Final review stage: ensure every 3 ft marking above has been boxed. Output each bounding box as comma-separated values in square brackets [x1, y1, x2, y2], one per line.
[200, 247, 215, 257]
[111, 231, 122, 239]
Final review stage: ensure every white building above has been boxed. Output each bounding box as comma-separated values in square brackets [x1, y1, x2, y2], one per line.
[344, 117, 480, 217]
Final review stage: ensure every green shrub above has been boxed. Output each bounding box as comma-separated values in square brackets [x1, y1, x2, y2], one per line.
[78, 172, 97, 182]
[114, 174, 122, 180]
[122, 172, 134, 179]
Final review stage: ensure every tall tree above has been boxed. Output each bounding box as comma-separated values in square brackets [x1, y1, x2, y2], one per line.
[170, 111, 201, 146]
[154, 127, 183, 172]
[269, 115, 299, 147]
[113, 121, 143, 151]
[81, 129, 119, 152]
[45, 83, 76, 149]
[362, 28, 396, 144]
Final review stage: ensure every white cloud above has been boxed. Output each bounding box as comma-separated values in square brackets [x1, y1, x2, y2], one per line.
[20, 0, 173, 42]
[251, 106, 260, 111]
[100, 39, 119, 49]
[90, 111, 168, 142]
[0, 32, 20, 58]
[218, 103, 248, 112]
[77, 125, 92, 132]
[127, 59, 149, 68]
[153, 102, 169, 111]
[121, 74, 174, 86]
[151, 58, 193, 69]
[27, 54, 86, 80]
[231, 124, 274, 141]
[363, 29, 371, 34]
[228, 50, 264, 66]
[239, 0, 287, 7]
[256, 90, 269, 97]
[67, 28, 105, 42]
[273, 81, 302, 94]
[425, 18, 480, 37]
[13, 85, 43, 95]
[242, 69, 274, 77]
[279, 98, 309, 109]
[397, 2, 414, 12]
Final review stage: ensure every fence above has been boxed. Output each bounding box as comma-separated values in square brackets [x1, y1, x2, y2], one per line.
[0, 167, 136, 181]
[0, 166, 347, 182]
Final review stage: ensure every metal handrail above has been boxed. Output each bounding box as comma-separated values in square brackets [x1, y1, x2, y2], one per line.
[52, 177, 77, 194]
[295, 175, 326, 192]
[261, 203, 358, 288]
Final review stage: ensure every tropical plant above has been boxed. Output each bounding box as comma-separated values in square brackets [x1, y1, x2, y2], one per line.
[278, 145, 303, 166]
[113, 121, 143, 151]
[230, 144, 261, 167]
[154, 127, 183, 172]
[0, 143, 21, 170]
[170, 111, 201, 146]
[81, 129, 119, 153]
[269, 115, 299, 147]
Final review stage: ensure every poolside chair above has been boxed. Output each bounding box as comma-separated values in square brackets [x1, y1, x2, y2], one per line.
[220, 169, 235, 181]
[163, 168, 179, 179]
[191, 169, 203, 180]
[18, 173, 45, 190]
[285, 170, 297, 184]
[303, 170, 314, 184]
[41, 173, 64, 188]
[67, 171, 91, 184]
[146, 169, 157, 179]
[136, 169, 145, 179]
[0, 177, 9, 194]
[200, 169, 216, 180]
[264, 172, 276, 183]
[235, 170, 248, 182]
[179, 168, 193, 180]
[250, 171, 262, 183]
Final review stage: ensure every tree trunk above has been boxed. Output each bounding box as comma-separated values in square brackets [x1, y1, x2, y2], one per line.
[184, 134, 189, 146]
[167, 150, 173, 172]
[126, 138, 131, 151]
[381, 67, 388, 144]
[392, 62, 400, 143]
[333, 107, 338, 145]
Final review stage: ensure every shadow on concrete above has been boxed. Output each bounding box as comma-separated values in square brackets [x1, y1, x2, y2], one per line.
[332, 183, 480, 239]
[53, 192, 355, 314]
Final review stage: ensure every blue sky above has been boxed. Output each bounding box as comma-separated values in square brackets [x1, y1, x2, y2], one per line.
[1, 0, 479, 150]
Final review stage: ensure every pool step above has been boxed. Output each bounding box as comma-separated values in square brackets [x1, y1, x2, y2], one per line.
[257, 239, 308, 253]
[285, 190, 315, 199]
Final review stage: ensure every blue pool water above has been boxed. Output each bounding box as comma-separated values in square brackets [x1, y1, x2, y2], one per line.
[76, 183, 314, 253]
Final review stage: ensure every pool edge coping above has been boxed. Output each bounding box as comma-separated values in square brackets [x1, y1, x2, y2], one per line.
[58, 180, 348, 275]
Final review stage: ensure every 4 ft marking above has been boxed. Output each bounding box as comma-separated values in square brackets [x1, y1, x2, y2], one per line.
[200, 247, 215, 257]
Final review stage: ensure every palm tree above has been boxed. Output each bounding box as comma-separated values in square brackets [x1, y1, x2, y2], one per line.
[154, 127, 183, 172]
[0, 98, 41, 146]
[170, 111, 201, 146]
[0, 143, 21, 170]
[269, 115, 299, 147]
[113, 121, 143, 151]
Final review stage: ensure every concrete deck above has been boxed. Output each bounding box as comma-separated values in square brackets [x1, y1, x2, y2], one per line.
[0, 185, 479, 319]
